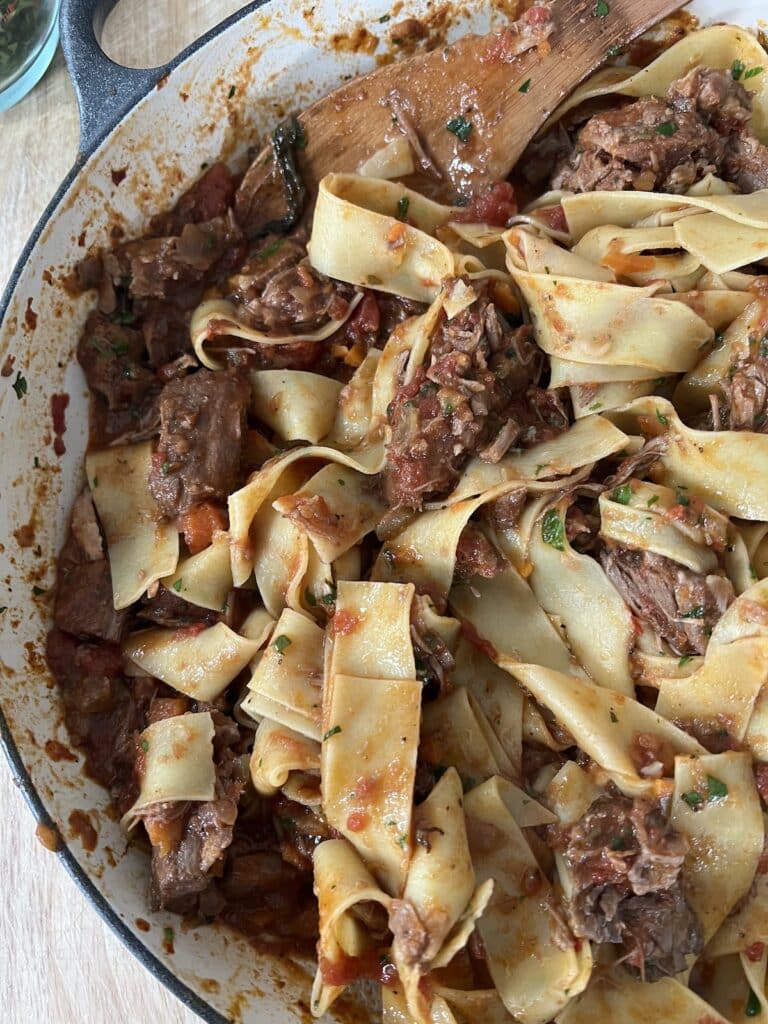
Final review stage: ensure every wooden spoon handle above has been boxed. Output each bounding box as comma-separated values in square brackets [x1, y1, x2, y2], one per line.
[293, 0, 685, 200]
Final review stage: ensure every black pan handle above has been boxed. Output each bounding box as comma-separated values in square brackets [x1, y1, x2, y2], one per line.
[60, 0, 168, 158]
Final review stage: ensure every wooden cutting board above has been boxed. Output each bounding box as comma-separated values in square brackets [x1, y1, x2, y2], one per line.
[0, 5, 243, 1020]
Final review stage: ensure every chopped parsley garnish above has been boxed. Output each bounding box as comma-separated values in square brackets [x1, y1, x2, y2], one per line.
[163, 926, 174, 945]
[681, 790, 703, 808]
[161, 461, 170, 475]
[681, 605, 705, 619]
[305, 588, 318, 607]
[746, 987, 761, 1016]
[396, 834, 408, 848]
[732, 59, 746, 81]
[140, 739, 149, 752]
[676, 492, 690, 507]
[656, 408, 669, 426]
[32, 585, 46, 596]
[707, 775, 728, 800]
[518, 78, 532, 94]
[320, 586, 337, 605]
[12, 371, 27, 399]
[228, 85, 236, 98]
[273, 634, 292, 653]
[678, 655, 693, 667]
[323, 725, 342, 741]
[647, 495, 659, 507]
[0, 607, 6, 614]
[446, 115, 473, 143]
[656, 121, 678, 136]
[609, 710, 618, 723]
[256, 239, 283, 261]
[378, 13, 390, 22]
[588, 402, 603, 411]
[396, 196, 410, 221]
[594, 0, 609, 16]
[611, 484, 632, 505]
[111, 310, 136, 326]
[745, 66, 764, 80]
[172, 579, 183, 592]
[606, 44, 623, 57]
[541, 508, 565, 551]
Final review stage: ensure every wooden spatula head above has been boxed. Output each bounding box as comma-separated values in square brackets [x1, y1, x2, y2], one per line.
[292, 0, 685, 201]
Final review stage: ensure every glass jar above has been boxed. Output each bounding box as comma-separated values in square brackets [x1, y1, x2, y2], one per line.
[0, 0, 61, 113]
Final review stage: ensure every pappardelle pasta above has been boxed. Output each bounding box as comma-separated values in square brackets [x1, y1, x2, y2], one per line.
[47, 13, 768, 1024]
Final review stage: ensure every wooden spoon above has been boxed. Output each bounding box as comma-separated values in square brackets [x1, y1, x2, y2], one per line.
[286, 0, 685, 202]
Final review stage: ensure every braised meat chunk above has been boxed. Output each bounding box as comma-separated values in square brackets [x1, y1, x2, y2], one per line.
[54, 490, 128, 643]
[552, 67, 768, 194]
[554, 794, 703, 979]
[148, 369, 249, 518]
[77, 311, 157, 412]
[382, 284, 569, 509]
[141, 713, 246, 911]
[600, 545, 734, 656]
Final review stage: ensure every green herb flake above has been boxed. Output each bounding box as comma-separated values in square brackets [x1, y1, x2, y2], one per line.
[678, 655, 693, 667]
[256, 239, 283, 261]
[111, 310, 136, 326]
[732, 59, 746, 81]
[656, 408, 669, 426]
[588, 402, 603, 411]
[681, 790, 703, 808]
[163, 926, 174, 946]
[541, 508, 565, 552]
[446, 115, 473, 143]
[611, 484, 632, 505]
[745, 66, 764, 80]
[594, 0, 609, 15]
[378, 13, 391, 22]
[607, 44, 623, 57]
[32, 585, 46, 596]
[707, 775, 728, 800]
[681, 605, 705, 619]
[320, 586, 337, 606]
[323, 725, 342, 741]
[396, 196, 410, 221]
[305, 588, 317, 607]
[746, 987, 761, 1016]
[443, 401, 454, 415]
[140, 739, 149, 752]
[0, 607, 7, 614]
[273, 634, 292, 654]
[397, 834, 408, 848]
[647, 495, 659, 507]
[228, 84, 236, 98]
[609, 710, 618, 723]
[172, 579, 183, 593]
[161, 461, 170, 476]
[12, 372, 27, 400]
[656, 121, 678, 137]
[676, 492, 690, 507]
[518, 78, 532, 94]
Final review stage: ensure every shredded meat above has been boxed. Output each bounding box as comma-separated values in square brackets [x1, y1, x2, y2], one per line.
[454, 524, 507, 579]
[552, 67, 768, 195]
[410, 601, 455, 694]
[77, 311, 157, 412]
[600, 545, 734, 656]
[553, 794, 703, 980]
[142, 712, 246, 911]
[148, 369, 249, 518]
[482, 4, 554, 63]
[383, 283, 569, 509]
[721, 333, 768, 432]
[54, 496, 127, 643]
[138, 586, 221, 628]
[604, 436, 670, 488]
[45, 630, 149, 811]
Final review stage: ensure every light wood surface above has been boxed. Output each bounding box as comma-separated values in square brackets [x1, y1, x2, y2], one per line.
[0, 4, 246, 1021]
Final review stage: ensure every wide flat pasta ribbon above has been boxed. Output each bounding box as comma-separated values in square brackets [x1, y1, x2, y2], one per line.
[464, 777, 592, 1024]
[123, 623, 261, 702]
[605, 396, 768, 520]
[670, 751, 764, 945]
[86, 441, 179, 610]
[122, 712, 215, 830]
